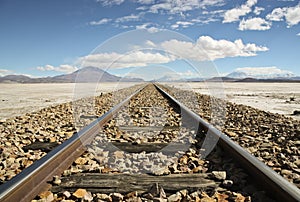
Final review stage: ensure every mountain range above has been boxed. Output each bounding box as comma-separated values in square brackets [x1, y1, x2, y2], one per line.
[0, 67, 143, 83]
[0, 66, 299, 83]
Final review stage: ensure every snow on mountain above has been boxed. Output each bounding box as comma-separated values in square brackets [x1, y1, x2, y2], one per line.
[226, 67, 295, 79]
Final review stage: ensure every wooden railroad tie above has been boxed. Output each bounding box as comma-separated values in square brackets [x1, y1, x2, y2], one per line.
[51, 173, 218, 194]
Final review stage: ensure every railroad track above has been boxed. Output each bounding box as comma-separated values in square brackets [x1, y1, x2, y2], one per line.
[0, 83, 299, 202]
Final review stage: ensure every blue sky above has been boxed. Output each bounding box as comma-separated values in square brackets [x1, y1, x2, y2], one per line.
[0, 0, 300, 80]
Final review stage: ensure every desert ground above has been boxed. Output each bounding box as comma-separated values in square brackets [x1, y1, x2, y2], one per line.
[169, 82, 300, 120]
[0, 82, 299, 121]
[0, 82, 138, 120]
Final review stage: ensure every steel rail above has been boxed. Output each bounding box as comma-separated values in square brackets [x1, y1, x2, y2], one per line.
[0, 84, 146, 202]
[154, 84, 300, 202]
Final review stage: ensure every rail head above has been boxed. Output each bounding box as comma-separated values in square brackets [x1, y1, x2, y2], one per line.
[0, 84, 147, 202]
[154, 83, 300, 202]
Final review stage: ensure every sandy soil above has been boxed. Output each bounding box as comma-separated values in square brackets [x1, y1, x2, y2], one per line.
[167, 82, 300, 120]
[0, 83, 139, 120]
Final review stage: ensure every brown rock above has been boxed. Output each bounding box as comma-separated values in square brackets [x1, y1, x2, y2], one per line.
[72, 188, 92, 201]
[96, 193, 111, 201]
[38, 191, 54, 202]
[200, 192, 215, 202]
[110, 193, 123, 201]
[74, 157, 87, 165]
[213, 192, 229, 202]
[126, 191, 138, 198]
[167, 193, 182, 202]
[113, 151, 124, 159]
[212, 171, 226, 180]
[233, 193, 246, 202]
[63, 191, 71, 198]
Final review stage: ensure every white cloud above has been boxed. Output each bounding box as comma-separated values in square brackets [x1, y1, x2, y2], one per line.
[89, 18, 111, 25]
[285, 4, 300, 26]
[223, 0, 257, 23]
[297, 33, 300, 36]
[0, 69, 12, 76]
[116, 14, 141, 23]
[266, 4, 300, 27]
[37, 64, 78, 73]
[136, 23, 161, 33]
[161, 35, 268, 61]
[96, 0, 124, 6]
[239, 17, 271, 31]
[232, 66, 295, 78]
[136, 23, 150, 29]
[79, 51, 175, 69]
[176, 70, 196, 77]
[136, 6, 148, 10]
[147, 26, 160, 33]
[75, 36, 268, 70]
[136, 0, 154, 4]
[171, 21, 194, 29]
[266, 7, 286, 21]
[149, 0, 224, 14]
[161, 70, 197, 80]
[253, 7, 264, 15]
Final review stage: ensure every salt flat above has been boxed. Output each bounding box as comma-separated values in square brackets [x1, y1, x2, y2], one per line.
[1, 82, 299, 121]
[168, 82, 300, 120]
[0, 83, 138, 120]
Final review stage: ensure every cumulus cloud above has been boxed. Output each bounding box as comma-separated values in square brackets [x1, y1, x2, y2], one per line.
[232, 66, 295, 78]
[297, 33, 300, 36]
[79, 51, 175, 69]
[75, 36, 268, 69]
[238, 17, 272, 31]
[89, 18, 112, 25]
[266, 7, 286, 21]
[96, 0, 124, 6]
[37, 64, 78, 73]
[223, 0, 257, 23]
[266, 4, 300, 27]
[161, 35, 268, 61]
[285, 4, 300, 26]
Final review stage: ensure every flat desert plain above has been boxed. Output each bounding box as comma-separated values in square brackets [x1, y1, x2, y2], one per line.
[0, 82, 299, 121]
[169, 82, 300, 120]
[0, 82, 138, 120]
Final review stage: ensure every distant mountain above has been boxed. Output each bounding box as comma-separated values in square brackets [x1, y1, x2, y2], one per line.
[51, 66, 121, 82]
[0, 67, 144, 83]
[185, 77, 206, 82]
[205, 77, 238, 82]
[236, 77, 300, 82]
[0, 75, 32, 83]
[290, 76, 300, 80]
